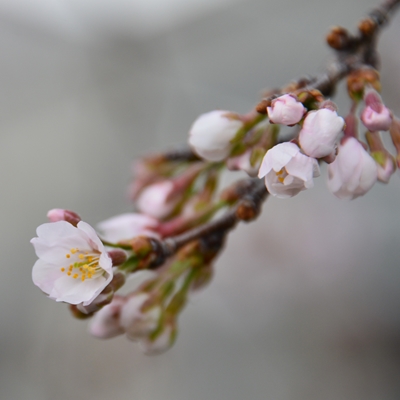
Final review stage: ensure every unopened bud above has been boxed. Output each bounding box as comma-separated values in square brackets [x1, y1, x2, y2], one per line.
[267, 94, 306, 126]
[236, 200, 258, 221]
[358, 18, 376, 36]
[47, 209, 81, 226]
[347, 69, 381, 101]
[189, 110, 243, 161]
[361, 88, 392, 131]
[298, 107, 344, 159]
[326, 26, 351, 50]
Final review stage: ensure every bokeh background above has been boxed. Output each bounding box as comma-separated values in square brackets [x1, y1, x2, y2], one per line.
[1, 0, 400, 399]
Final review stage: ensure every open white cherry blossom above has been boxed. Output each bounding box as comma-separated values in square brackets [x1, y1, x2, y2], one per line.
[31, 221, 113, 305]
[258, 142, 320, 198]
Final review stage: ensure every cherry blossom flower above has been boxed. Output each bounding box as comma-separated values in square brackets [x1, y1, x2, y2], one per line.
[267, 94, 306, 126]
[189, 110, 243, 161]
[327, 137, 378, 199]
[88, 295, 125, 339]
[299, 108, 344, 158]
[97, 213, 159, 243]
[31, 221, 113, 305]
[258, 142, 320, 199]
[360, 88, 393, 132]
[120, 293, 161, 341]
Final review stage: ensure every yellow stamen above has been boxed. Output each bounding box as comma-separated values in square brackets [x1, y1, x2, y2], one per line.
[67, 272, 72, 276]
[81, 275, 86, 281]
[78, 254, 85, 260]
[73, 274, 78, 279]
[70, 248, 78, 254]
[60, 267, 65, 272]
[66, 254, 70, 259]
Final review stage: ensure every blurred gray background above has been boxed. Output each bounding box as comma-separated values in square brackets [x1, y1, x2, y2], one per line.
[1, 0, 400, 399]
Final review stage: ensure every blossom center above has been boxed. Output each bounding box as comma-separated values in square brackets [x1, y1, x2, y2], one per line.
[275, 168, 288, 183]
[61, 248, 103, 281]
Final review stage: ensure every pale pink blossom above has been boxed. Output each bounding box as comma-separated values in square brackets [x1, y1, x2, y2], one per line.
[328, 137, 378, 199]
[31, 221, 113, 305]
[138, 323, 175, 355]
[267, 94, 306, 126]
[299, 108, 344, 158]
[97, 213, 159, 243]
[188, 110, 243, 161]
[136, 181, 178, 219]
[120, 293, 161, 341]
[258, 142, 320, 199]
[360, 88, 392, 132]
[227, 150, 259, 177]
[88, 295, 125, 339]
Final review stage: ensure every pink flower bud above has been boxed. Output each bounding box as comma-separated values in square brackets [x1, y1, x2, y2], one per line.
[299, 108, 344, 158]
[47, 209, 81, 226]
[360, 88, 392, 131]
[120, 293, 161, 341]
[189, 110, 243, 161]
[88, 295, 125, 339]
[136, 165, 202, 220]
[267, 94, 306, 126]
[327, 137, 378, 200]
[97, 213, 159, 243]
[258, 142, 320, 199]
[136, 181, 177, 219]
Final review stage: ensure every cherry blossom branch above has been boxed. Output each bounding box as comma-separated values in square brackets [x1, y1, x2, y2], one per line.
[30, 0, 400, 354]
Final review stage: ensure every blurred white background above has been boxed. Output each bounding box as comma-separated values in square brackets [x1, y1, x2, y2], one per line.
[1, 1, 400, 399]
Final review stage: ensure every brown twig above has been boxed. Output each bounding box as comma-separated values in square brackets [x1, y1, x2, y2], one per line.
[256, 0, 400, 111]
